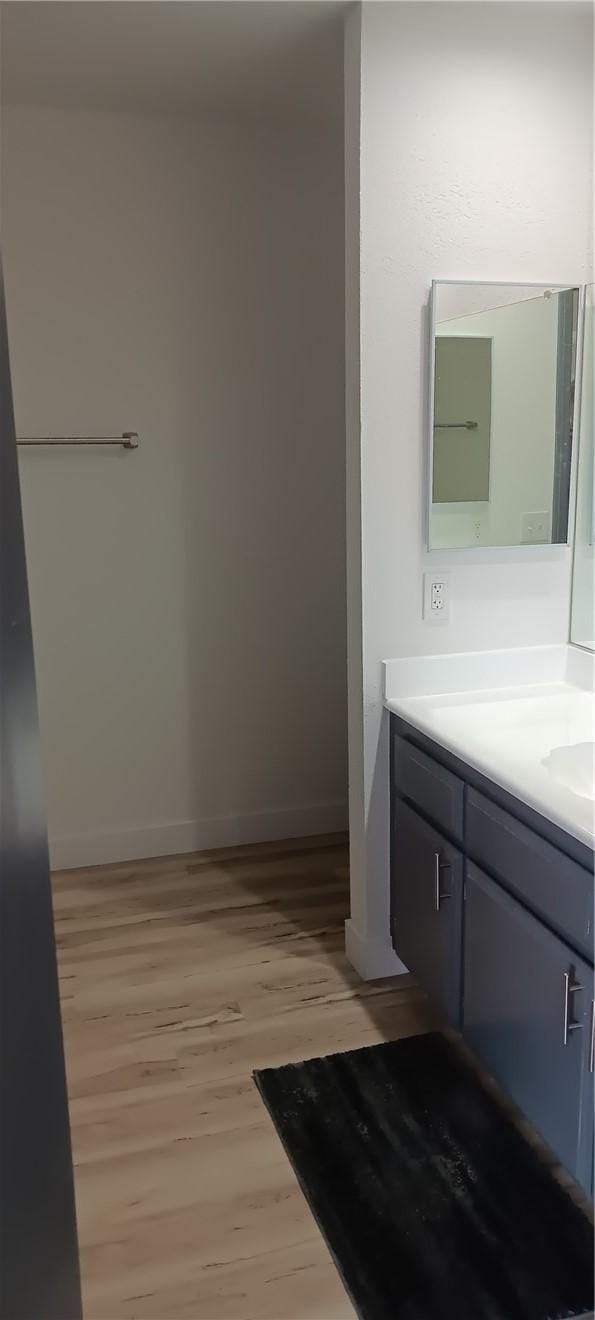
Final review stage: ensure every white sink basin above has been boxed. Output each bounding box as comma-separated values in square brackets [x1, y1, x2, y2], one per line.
[542, 741, 595, 801]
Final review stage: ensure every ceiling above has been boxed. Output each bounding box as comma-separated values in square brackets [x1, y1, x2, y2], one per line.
[0, 1, 346, 121]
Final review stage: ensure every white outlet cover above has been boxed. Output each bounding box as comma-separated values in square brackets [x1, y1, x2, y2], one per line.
[423, 571, 450, 623]
[521, 511, 550, 544]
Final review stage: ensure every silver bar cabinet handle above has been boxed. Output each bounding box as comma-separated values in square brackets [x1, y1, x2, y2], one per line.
[434, 852, 451, 912]
[563, 971, 584, 1045]
[589, 1001, 595, 1073]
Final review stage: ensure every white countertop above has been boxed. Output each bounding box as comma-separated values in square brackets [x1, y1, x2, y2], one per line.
[384, 646, 595, 853]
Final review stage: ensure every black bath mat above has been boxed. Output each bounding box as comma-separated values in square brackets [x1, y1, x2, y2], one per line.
[254, 1032, 594, 1320]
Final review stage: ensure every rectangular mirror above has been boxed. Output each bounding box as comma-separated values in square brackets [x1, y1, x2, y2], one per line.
[428, 281, 580, 549]
[570, 283, 594, 652]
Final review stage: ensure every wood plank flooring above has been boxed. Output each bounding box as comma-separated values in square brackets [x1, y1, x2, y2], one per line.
[53, 834, 436, 1320]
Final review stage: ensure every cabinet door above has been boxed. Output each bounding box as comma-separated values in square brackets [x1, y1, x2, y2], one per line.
[391, 798, 463, 1025]
[464, 862, 594, 1191]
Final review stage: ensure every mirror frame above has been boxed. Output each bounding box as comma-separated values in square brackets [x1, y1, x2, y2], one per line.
[426, 279, 582, 552]
[569, 281, 593, 654]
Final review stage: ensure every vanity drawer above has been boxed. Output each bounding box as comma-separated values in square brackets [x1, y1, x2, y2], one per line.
[466, 788, 594, 960]
[392, 733, 464, 843]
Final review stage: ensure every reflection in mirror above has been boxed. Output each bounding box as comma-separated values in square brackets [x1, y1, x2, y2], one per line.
[570, 284, 594, 652]
[428, 282, 579, 550]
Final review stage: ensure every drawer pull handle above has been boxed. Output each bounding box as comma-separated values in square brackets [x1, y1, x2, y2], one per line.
[589, 1001, 595, 1073]
[563, 971, 584, 1045]
[434, 852, 451, 912]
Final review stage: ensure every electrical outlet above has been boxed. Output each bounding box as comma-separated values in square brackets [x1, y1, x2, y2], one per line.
[521, 511, 550, 544]
[423, 572, 450, 622]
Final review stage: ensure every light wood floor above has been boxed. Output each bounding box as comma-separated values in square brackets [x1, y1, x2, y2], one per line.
[53, 834, 436, 1320]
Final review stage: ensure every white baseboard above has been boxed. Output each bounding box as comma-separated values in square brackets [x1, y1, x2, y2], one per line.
[345, 918, 408, 981]
[50, 799, 348, 871]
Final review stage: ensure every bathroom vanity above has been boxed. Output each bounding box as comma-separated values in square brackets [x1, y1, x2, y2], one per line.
[384, 277, 595, 1195]
[386, 649, 595, 1195]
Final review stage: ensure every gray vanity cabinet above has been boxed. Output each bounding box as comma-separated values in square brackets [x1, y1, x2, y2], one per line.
[391, 798, 463, 1025]
[464, 863, 594, 1185]
[390, 713, 595, 1195]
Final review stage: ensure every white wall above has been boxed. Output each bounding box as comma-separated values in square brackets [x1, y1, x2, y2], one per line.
[1, 105, 347, 868]
[345, 1, 594, 979]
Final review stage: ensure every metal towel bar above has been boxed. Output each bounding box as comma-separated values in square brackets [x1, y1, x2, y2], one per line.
[433, 421, 478, 431]
[17, 431, 139, 450]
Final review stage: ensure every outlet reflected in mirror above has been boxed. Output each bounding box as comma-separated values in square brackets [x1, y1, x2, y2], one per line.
[428, 282, 580, 550]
